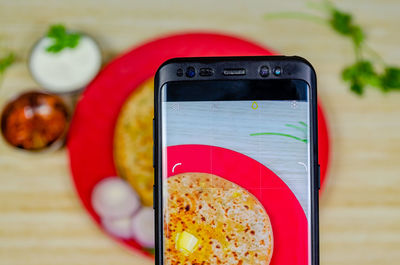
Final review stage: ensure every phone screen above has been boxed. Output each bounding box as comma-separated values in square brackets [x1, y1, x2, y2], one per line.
[160, 79, 311, 265]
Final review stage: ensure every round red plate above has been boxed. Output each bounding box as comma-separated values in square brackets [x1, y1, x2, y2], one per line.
[67, 32, 330, 257]
[166, 144, 308, 265]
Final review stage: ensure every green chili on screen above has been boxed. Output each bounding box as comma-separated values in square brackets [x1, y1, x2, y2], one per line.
[250, 121, 308, 143]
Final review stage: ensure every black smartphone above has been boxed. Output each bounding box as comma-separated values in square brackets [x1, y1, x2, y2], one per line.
[154, 56, 319, 265]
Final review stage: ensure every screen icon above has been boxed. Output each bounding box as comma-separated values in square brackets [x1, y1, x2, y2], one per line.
[172, 162, 182, 173]
[171, 103, 179, 111]
[251, 101, 258, 110]
[298, 162, 308, 171]
[211, 103, 219, 112]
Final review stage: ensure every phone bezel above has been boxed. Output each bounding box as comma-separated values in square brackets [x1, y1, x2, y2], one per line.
[154, 56, 319, 265]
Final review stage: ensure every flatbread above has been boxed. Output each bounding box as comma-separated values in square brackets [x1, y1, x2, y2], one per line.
[165, 173, 273, 265]
[113, 79, 153, 206]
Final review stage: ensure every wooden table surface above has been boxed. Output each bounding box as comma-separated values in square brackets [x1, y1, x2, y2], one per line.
[0, 0, 399, 264]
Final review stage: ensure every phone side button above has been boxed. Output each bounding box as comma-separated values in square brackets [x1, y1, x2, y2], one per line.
[153, 185, 156, 210]
[317, 164, 321, 190]
[152, 118, 155, 139]
[152, 118, 155, 168]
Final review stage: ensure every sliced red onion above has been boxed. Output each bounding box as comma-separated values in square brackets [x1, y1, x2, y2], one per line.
[131, 207, 155, 248]
[91, 177, 140, 219]
[102, 216, 133, 239]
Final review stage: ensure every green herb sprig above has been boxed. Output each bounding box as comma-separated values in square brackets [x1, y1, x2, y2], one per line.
[0, 52, 15, 75]
[144, 248, 155, 255]
[46, 24, 81, 53]
[265, 1, 400, 95]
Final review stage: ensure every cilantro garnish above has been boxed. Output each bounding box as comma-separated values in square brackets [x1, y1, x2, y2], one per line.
[0, 52, 15, 75]
[144, 248, 155, 255]
[265, 1, 400, 95]
[45, 24, 81, 53]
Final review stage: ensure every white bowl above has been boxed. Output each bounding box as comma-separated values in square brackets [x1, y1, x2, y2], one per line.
[29, 32, 102, 94]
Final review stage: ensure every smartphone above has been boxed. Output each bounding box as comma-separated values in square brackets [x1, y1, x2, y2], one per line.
[154, 56, 319, 265]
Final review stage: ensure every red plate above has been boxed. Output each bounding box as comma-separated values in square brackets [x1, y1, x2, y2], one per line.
[67, 32, 330, 257]
[166, 144, 308, 265]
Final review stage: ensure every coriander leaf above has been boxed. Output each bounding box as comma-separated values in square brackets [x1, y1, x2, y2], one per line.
[350, 81, 364, 95]
[46, 24, 81, 53]
[0, 52, 15, 74]
[342, 61, 400, 94]
[355, 61, 380, 87]
[342, 63, 358, 81]
[350, 25, 365, 47]
[342, 60, 375, 82]
[47, 24, 66, 39]
[330, 9, 353, 36]
[380, 67, 400, 91]
[329, 9, 365, 47]
[342, 60, 379, 95]
[265, 1, 399, 95]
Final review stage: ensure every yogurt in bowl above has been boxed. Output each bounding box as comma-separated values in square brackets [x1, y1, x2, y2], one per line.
[29, 26, 102, 94]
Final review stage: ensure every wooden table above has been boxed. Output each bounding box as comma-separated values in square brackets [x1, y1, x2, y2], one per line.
[1, 0, 399, 264]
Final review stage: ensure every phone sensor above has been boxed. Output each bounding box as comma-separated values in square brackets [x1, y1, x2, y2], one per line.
[273, 66, 282, 76]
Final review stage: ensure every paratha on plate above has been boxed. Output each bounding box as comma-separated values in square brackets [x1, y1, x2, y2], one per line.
[114, 79, 153, 206]
[165, 172, 273, 265]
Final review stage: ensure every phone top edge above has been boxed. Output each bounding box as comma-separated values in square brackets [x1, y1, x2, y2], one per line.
[154, 56, 316, 93]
